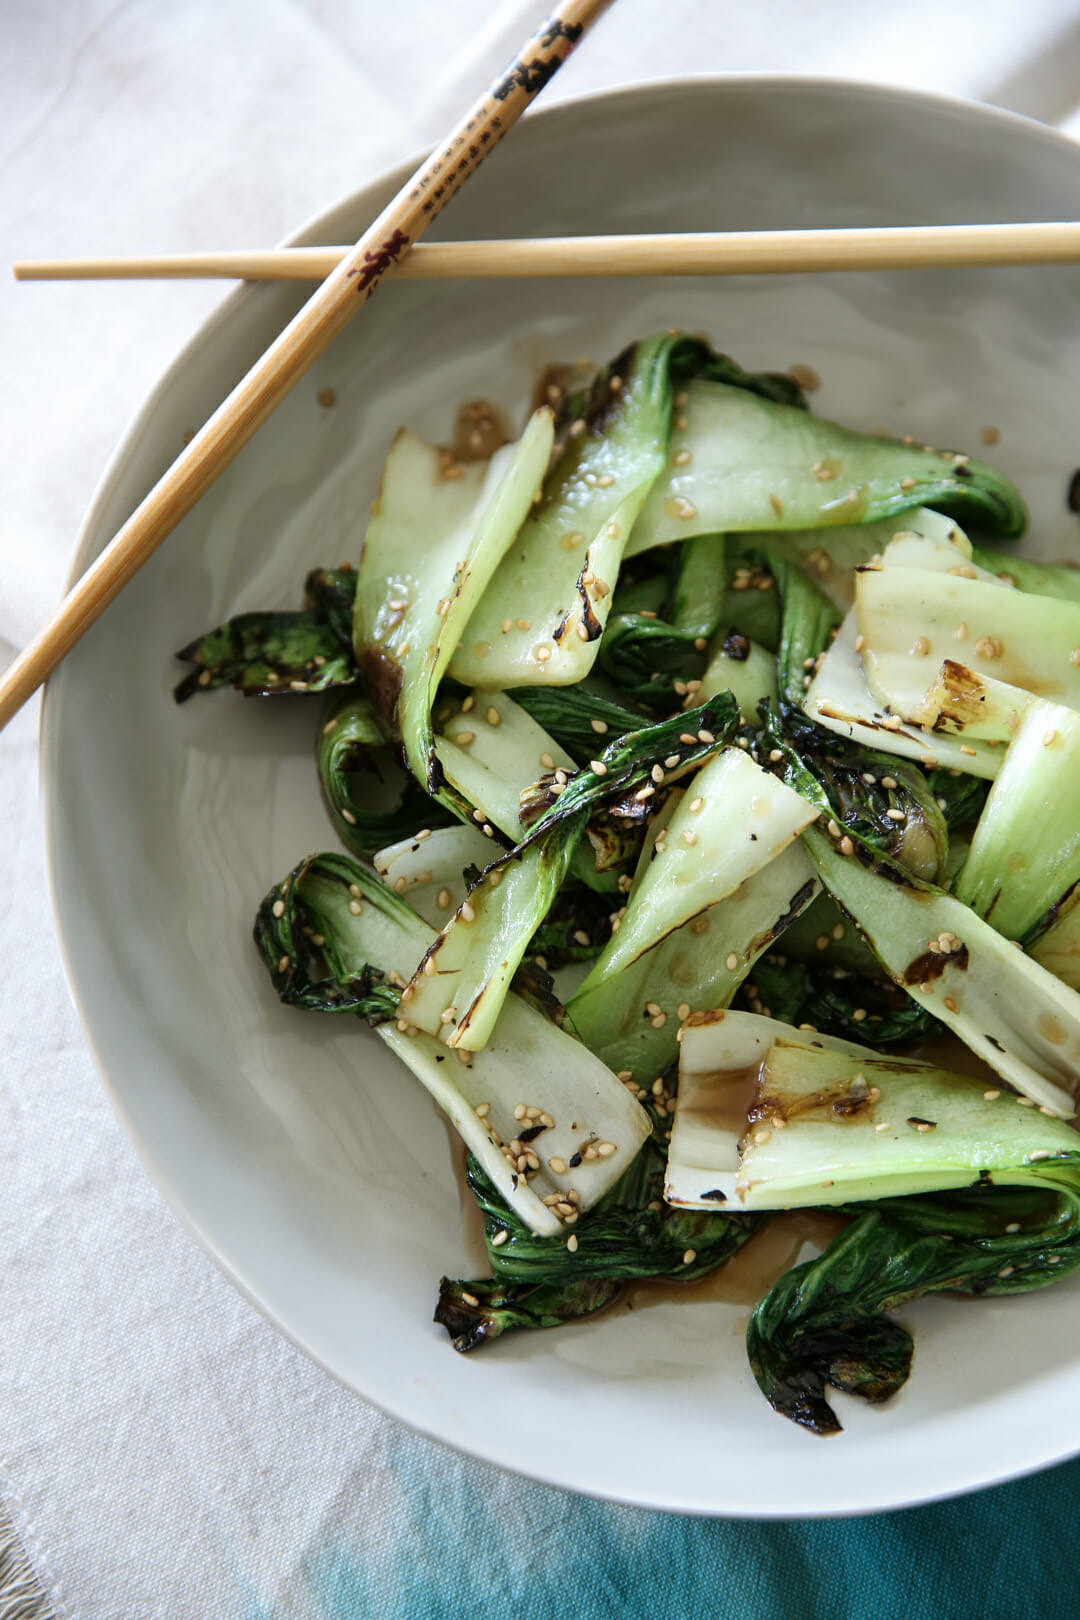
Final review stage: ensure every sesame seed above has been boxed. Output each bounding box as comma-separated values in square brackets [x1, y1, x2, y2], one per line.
[573, 929, 590, 946]
[461, 1292, 479, 1307]
[491, 1230, 509, 1248]
[271, 899, 286, 919]
[677, 1003, 691, 1022]
[436, 888, 451, 909]
[486, 706, 501, 727]
[566, 1234, 579, 1252]
[1006, 1222, 1021, 1233]
[960, 745, 977, 756]
[597, 1142, 617, 1157]
[590, 759, 607, 776]
[853, 633, 865, 654]
[954, 622, 968, 641]
[1017, 1096, 1036, 1107]
[1071, 648, 1080, 667]
[341, 808, 358, 826]
[886, 808, 906, 821]
[617, 1070, 633, 1082]
[423, 957, 437, 977]
[674, 449, 691, 466]
[682, 1249, 696, 1266]
[634, 785, 655, 802]
[725, 951, 738, 971]
[349, 899, 363, 915]
[322, 718, 338, 736]
[460, 902, 476, 923]
[697, 729, 715, 744]
[1029, 1150, 1052, 1161]
[278, 955, 290, 973]
[827, 819, 842, 839]
[456, 730, 476, 745]
[839, 836, 855, 856]
[651, 1012, 667, 1028]
[540, 753, 556, 771]
[874, 1122, 890, 1133]
[651, 764, 664, 784]
[943, 996, 959, 1013]
[394, 876, 407, 894]
[536, 645, 552, 663]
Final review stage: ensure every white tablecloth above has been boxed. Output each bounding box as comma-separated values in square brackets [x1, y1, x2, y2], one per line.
[4, 2, 1080, 1614]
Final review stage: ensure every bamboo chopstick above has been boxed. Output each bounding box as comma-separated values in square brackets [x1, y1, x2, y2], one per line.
[14, 221, 1080, 283]
[0, 0, 613, 732]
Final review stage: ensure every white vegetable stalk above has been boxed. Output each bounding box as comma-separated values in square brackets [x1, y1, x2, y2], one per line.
[804, 607, 1002, 778]
[574, 748, 817, 991]
[666, 1011, 867, 1208]
[734, 1039, 1080, 1210]
[803, 825, 1080, 1117]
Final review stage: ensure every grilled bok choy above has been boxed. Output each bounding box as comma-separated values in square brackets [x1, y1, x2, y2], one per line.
[177, 326, 1080, 1436]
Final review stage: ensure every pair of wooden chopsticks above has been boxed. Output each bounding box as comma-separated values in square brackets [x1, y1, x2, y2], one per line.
[4, 0, 1080, 730]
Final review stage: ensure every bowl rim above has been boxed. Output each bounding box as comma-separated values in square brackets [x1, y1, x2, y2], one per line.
[39, 71, 1080, 1519]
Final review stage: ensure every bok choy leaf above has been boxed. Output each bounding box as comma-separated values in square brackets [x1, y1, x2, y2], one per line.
[952, 700, 1080, 945]
[175, 566, 359, 700]
[317, 690, 455, 859]
[403, 699, 737, 1051]
[802, 822, 1080, 1116]
[253, 852, 650, 1233]
[748, 1180, 1080, 1435]
[353, 409, 554, 802]
[436, 1108, 758, 1353]
[567, 840, 821, 1083]
[572, 747, 818, 992]
[628, 382, 1025, 555]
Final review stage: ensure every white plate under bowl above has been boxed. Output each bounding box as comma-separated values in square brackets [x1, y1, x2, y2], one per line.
[42, 78, 1080, 1517]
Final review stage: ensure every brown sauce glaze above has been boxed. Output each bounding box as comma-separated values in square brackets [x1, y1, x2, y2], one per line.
[451, 399, 511, 463]
[625, 1209, 850, 1312]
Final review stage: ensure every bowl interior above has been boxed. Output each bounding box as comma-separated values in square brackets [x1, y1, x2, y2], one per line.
[43, 78, 1080, 1516]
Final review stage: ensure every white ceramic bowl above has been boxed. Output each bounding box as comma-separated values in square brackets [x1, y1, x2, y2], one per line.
[43, 78, 1080, 1516]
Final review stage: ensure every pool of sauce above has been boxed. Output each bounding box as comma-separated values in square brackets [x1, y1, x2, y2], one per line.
[625, 1209, 850, 1313]
[450, 399, 511, 463]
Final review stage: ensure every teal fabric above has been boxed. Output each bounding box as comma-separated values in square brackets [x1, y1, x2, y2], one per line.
[288, 1424, 1074, 1619]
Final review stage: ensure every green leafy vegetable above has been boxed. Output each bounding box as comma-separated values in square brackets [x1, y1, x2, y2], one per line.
[353, 410, 555, 806]
[436, 1106, 758, 1353]
[175, 566, 359, 701]
[318, 690, 455, 859]
[567, 840, 821, 1082]
[596, 535, 726, 704]
[573, 746, 818, 993]
[762, 706, 948, 882]
[953, 700, 1080, 943]
[404, 699, 737, 1050]
[507, 685, 651, 765]
[748, 1183, 1080, 1434]
[802, 822, 1080, 1116]
[628, 383, 1024, 556]
[254, 851, 650, 1232]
